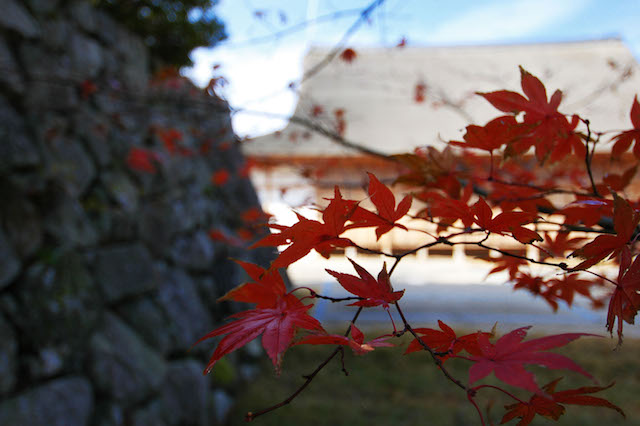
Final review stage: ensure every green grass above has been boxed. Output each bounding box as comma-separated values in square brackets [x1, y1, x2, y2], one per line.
[226, 332, 640, 426]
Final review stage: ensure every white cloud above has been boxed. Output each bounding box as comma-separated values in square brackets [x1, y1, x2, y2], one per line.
[184, 42, 307, 137]
[426, 0, 592, 44]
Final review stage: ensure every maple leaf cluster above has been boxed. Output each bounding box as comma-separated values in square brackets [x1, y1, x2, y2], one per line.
[192, 67, 640, 425]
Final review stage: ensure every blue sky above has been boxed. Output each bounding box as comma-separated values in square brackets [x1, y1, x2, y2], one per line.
[184, 0, 640, 137]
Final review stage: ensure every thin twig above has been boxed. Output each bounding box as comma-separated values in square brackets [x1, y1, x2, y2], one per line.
[246, 306, 364, 422]
[302, 0, 387, 83]
[394, 302, 468, 391]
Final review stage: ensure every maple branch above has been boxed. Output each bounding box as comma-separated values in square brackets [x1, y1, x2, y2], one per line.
[301, 0, 386, 83]
[287, 114, 392, 160]
[582, 269, 617, 287]
[476, 241, 571, 271]
[338, 346, 349, 376]
[472, 384, 526, 404]
[394, 302, 467, 391]
[223, 7, 366, 47]
[237, 108, 394, 160]
[581, 118, 602, 198]
[484, 176, 592, 198]
[388, 256, 402, 276]
[311, 291, 365, 303]
[246, 307, 364, 422]
[467, 393, 487, 426]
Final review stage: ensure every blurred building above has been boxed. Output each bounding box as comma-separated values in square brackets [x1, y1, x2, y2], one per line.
[242, 39, 640, 285]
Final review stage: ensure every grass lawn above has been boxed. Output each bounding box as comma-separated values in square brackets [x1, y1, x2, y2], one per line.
[227, 330, 640, 426]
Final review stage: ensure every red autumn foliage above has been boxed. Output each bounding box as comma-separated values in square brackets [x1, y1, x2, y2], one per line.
[339, 47, 357, 63]
[405, 320, 489, 361]
[296, 324, 393, 355]
[326, 259, 404, 308]
[126, 147, 159, 174]
[611, 95, 640, 158]
[570, 193, 640, 269]
[501, 378, 624, 425]
[414, 82, 426, 103]
[468, 326, 595, 394]
[478, 67, 585, 163]
[211, 169, 230, 186]
[192, 67, 638, 425]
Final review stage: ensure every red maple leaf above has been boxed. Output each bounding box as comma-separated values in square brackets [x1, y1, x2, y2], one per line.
[606, 247, 640, 345]
[311, 104, 324, 117]
[252, 187, 360, 268]
[126, 147, 159, 174]
[558, 198, 613, 227]
[501, 378, 624, 425]
[571, 193, 640, 269]
[158, 128, 183, 155]
[405, 320, 488, 361]
[450, 115, 524, 154]
[296, 324, 393, 355]
[326, 258, 404, 308]
[598, 164, 638, 193]
[546, 274, 600, 309]
[611, 95, 640, 158]
[468, 326, 595, 393]
[485, 253, 528, 280]
[472, 197, 542, 244]
[340, 48, 357, 63]
[414, 82, 427, 103]
[241, 207, 272, 225]
[351, 173, 412, 239]
[393, 146, 464, 199]
[211, 169, 230, 186]
[478, 67, 585, 163]
[79, 79, 98, 99]
[197, 293, 323, 373]
[539, 232, 586, 260]
[334, 108, 347, 135]
[208, 229, 244, 247]
[511, 272, 560, 311]
[218, 261, 287, 308]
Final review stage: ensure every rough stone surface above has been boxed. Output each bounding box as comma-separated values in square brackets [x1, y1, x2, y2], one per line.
[117, 298, 172, 354]
[43, 194, 99, 247]
[213, 389, 234, 425]
[90, 312, 167, 403]
[0, 97, 40, 171]
[0, 36, 25, 94]
[70, 31, 104, 80]
[0, 313, 17, 394]
[0, 2, 275, 423]
[94, 244, 156, 302]
[161, 360, 209, 426]
[170, 230, 218, 271]
[75, 110, 112, 167]
[8, 253, 100, 348]
[0, 0, 41, 38]
[0, 228, 20, 290]
[68, 1, 97, 33]
[27, 0, 61, 15]
[41, 18, 71, 51]
[0, 189, 43, 257]
[44, 137, 96, 197]
[0, 376, 93, 426]
[131, 399, 169, 426]
[101, 171, 138, 212]
[156, 267, 213, 352]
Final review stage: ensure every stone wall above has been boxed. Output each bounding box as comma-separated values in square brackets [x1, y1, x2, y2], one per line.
[0, 1, 273, 424]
